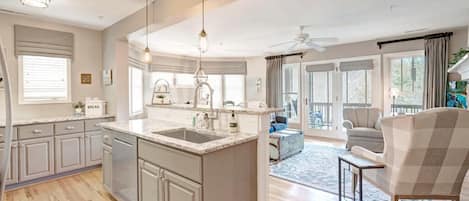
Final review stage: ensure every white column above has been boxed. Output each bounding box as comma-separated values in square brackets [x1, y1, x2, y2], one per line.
[257, 113, 271, 201]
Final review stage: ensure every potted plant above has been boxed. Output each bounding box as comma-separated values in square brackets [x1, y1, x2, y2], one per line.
[449, 48, 469, 67]
[73, 101, 85, 115]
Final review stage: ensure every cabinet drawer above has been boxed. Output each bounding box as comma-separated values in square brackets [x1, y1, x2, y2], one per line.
[18, 124, 54, 140]
[0, 127, 18, 142]
[102, 129, 114, 146]
[55, 121, 85, 135]
[138, 139, 202, 183]
[85, 118, 113, 131]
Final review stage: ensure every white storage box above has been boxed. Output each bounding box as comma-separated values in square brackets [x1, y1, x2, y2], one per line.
[85, 99, 107, 117]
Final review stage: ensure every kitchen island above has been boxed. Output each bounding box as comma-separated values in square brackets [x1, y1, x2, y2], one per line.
[100, 119, 259, 201]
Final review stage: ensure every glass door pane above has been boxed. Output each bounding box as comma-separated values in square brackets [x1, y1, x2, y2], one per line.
[282, 64, 300, 123]
[307, 71, 333, 130]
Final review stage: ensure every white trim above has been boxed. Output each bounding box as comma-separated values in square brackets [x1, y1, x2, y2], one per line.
[18, 56, 72, 105]
[129, 66, 144, 116]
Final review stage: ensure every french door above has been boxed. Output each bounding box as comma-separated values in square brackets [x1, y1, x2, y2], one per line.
[303, 69, 343, 139]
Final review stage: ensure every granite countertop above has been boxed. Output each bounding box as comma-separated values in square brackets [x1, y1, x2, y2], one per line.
[146, 104, 284, 115]
[0, 114, 115, 127]
[100, 119, 258, 155]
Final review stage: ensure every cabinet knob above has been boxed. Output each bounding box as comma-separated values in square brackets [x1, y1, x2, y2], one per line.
[65, 126, 75, 130]
[32, 129, 42, 134]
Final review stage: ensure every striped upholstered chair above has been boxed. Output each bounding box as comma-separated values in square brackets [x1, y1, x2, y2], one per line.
[343, 108, 383, 152]
[351, 107, 469, 201]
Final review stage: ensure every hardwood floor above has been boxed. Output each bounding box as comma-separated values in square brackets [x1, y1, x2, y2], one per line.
[5, 136, 345, 201]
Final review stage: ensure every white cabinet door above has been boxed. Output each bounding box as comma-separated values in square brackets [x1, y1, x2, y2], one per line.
[163, 170, 202, 201]
[55, 133, 85, 173]
[0, 142, 18, 185]
[102, 144, 112, 192]
[19, 137, 54, 182]
[138, 159, 163, 201]
[85, 131, 102, 166]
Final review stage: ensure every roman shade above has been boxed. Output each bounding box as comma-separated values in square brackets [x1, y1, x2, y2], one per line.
[128, 47, 147, 69]
[129, 57, 147, 69]
[14, 25, 74, 59]
[150, 55, 196, 74]
[201, 61, 247, 75]
[305, 63, 335, 72]
[339, 59, 374, 72]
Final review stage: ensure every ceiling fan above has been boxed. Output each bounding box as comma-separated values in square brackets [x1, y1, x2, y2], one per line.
[269, 25, 338, 52]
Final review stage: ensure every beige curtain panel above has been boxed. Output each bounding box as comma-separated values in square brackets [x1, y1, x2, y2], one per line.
[14, 25, 74, 59]
[423, 36, 450, 109]
[266, 55, 283, 108]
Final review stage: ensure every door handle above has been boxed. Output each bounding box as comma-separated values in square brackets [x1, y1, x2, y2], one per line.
[65, 126, 75, 130]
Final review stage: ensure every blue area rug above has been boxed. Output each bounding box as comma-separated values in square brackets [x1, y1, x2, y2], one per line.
[270, 142, 390, 201]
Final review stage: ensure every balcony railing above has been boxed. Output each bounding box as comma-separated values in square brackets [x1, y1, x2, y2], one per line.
[391, 104, 423, 114]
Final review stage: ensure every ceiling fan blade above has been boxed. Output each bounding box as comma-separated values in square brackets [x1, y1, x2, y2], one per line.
[269, 41, 295, 48]
[288, 43, 299, 51]
[308, 37, 339, 42]
[306, 41, 326, 52]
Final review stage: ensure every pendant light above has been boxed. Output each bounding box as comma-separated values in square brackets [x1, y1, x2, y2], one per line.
[194, 51, 208, 84]
[143, 0, 152, 64]
[199, 0, 208, 53]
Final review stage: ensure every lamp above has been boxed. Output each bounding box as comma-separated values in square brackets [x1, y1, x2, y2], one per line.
[390, 88, 400, 116]
[194, 52, 208, 84]
[199, 0, 208, 52]
[143, 0, 152, 64]
[20, 0, 50, 8]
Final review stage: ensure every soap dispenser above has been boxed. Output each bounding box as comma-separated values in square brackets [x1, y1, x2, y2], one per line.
[229, 110, 238, 133]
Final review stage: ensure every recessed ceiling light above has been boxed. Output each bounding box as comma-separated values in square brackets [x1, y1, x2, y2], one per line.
[20, 0, 51, 8]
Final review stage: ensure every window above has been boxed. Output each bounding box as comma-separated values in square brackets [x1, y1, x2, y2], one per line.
[282, 63, 300, 123]
[200, 75, 222, 106]
[151, 72, 174, 87]
[129, 67, 144, 116]
[389, 55, 424, 114]
[342, 70, 372, 108]
[175, 73, 194, 87]
[224, 75, 245, 106]
[18, 55, 71, 104]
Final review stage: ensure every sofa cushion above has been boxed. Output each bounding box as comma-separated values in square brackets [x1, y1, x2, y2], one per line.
[343, 108, 381, 128]
[347, 127, 383, 138]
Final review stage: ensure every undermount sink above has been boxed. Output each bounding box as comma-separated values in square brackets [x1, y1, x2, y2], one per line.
[152, 128, 225, 144]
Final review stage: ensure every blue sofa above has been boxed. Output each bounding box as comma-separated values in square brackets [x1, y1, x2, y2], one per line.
[269, 116, 288, 133]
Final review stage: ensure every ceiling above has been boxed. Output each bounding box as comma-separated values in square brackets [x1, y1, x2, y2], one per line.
[0, 0, 147, 30]
[135, 0, 469, 58]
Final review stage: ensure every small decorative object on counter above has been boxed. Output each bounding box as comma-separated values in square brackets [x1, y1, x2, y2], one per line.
[85, 98, 107, 117]
[151, 79, 172, 105]
[72, 101, 85, 116]
[229, 110, 238, 133]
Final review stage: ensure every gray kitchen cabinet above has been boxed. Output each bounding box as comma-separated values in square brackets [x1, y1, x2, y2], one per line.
[102, 144, 112, 192]
[0, 142, 18, 185]
[85, 131, 103, 166]
[138, 159, 163, 201]
[19, 137, 54, 182]
[55, 133, 85, 173]
[163, 170, 202, 201]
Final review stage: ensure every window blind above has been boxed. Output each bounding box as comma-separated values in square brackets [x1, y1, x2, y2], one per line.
[305, 63, 335, 72]
[14, 25, 74, 59]
[201, 61, 247, 75]
[21, 55, 69, 101]
[339, 59, 374, 72]
[150, 55, 197, 73]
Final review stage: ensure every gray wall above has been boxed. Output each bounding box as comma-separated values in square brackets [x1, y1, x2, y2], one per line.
[0, 13, 103, 121]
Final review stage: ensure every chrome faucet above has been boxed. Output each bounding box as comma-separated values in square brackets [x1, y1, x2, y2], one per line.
[193, 82, 218, 130]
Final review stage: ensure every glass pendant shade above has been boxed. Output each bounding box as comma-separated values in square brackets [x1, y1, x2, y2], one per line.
[20, 0, 50, 8]
[143, 47, 152, 64]
[194, 65, 208, 84]
[199, 30, 208, 53]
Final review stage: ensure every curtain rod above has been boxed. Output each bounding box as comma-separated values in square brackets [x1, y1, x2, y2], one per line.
[377, 32, 453, 49]
[265, 52, 303, 60]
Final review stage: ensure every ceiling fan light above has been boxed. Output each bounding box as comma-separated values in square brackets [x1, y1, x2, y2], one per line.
[20, 0, 50, 8]
[143, 47, 152, 64]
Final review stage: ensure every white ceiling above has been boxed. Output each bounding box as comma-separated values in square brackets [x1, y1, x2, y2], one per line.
[137, 0, 469, 58]
[0, 0, 147, 30]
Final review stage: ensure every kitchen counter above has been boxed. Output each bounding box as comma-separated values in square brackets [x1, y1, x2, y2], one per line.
[100, 119, 258, 155]
[146, 104, 284, 115]
[0, 114, 115, 127]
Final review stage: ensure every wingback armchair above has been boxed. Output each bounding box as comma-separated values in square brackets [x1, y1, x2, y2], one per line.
[351, 108, 469, 201]
[343, 108, 383, 152]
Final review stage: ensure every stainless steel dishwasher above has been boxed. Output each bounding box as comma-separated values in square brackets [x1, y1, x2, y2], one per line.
[112, 131, 137, 201]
